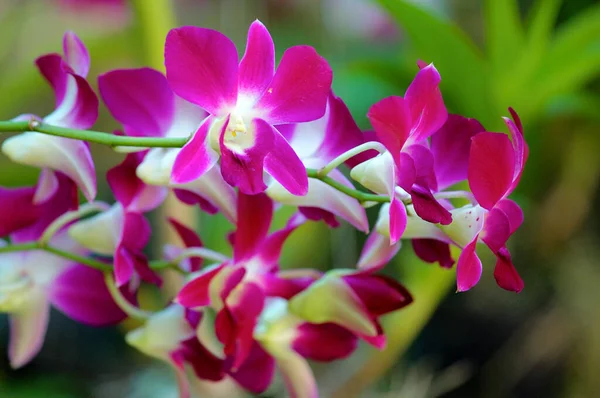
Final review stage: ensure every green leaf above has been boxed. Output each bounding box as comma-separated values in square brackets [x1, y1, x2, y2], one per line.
[532, 3, 600, 101]
[484, 0, 525, 81]
[375, 0, 495, 126]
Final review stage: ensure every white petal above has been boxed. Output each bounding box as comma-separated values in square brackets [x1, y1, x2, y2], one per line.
[8, 291, 50, 368]
[68, 204, 123, 255]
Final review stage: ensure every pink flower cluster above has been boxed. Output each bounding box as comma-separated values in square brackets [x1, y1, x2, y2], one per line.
[0, 21, 528, 397]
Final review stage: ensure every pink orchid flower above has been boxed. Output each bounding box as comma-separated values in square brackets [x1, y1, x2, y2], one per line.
[454, 109, 528, 292]
[0, 174, 129, 368]
[351, 63, 450, 244]
[69, 152, 165, 287]
[176, 193, 313, 370]
[99, 67, 237, 222]
[2, 32, 98, 201]
[266, 92, 369, 232]
[166, 20, 333, 195]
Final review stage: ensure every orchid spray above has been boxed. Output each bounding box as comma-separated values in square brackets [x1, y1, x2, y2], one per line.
[0, 19, 527, 398]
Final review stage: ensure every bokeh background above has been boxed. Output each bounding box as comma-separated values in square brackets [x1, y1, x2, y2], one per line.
[1, 0, 600, 397]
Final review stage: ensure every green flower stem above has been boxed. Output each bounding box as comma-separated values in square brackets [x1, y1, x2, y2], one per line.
[0, 119, 389, 205]
[0, 241, 113, 272]
[104, 272, 153, 320]
[0, 120, 188, 148]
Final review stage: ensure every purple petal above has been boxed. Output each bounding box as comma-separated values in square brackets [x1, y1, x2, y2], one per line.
[404, 63, 447, 143]
[50, 264, 129, 325]
[468, 132, 516, 210]
[168, 217, 203, 271]
[299, 207, 340, 228]
[107, 152, 157, 211]
[412, 238, 455, 268]
[0, 186, 41, 237]
[165, 26, 238, 115]
[343, 273, 413, 316]
[234, 193, 273, 261]
[177, 264, 225, 307]
[389, 198, 407, 244]
[496, 198, 524, 234]
[8, 295, 50, 368]
[173, 337, 226, 382]
[367, 96, 412, 168]
[357, 232, 400, 271]
[257, 213, 305, 265]
[456, 239, 482, 292]
[63, 31, 90, 77]
[256, 46, 332, 124]
[345, 131, 381, 169]
[37, 53, 98, 130]
[292, 323, 358, 361]
[430, 114, 485, 190]
[410, 185, 452, 225]
[171, 116, 218, 184]
[480, 207, 511, 253]
[173, 189, 218, 214]
[264, 126, 308, 196]
[504, 108, 528, 190]
[220, 118, 273, 194]
[99, 67, 174, 137]
[11, 173, 78, 243]
[231, 343, 276, 393]
[238, 20, 275, 102]
[493, 247, 524, 292]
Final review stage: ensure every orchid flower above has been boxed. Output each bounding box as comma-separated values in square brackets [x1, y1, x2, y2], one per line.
[0, 174, 129, 368]
[351, 63, 449, 243]
[2, 32, 98, 201]
[451, 109, 528, 292]
[166, 20, 333, 195]
[98, 67, 237, 222]
[266, 92, 369, 232]
[69, 152, 165, 287]
[176, 193, 312, 370]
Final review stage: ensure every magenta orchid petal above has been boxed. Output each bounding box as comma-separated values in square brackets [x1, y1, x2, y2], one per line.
[496, 198, 524, 234]
[256, 45, 332, 124]
[397, 151, 417, 192]
[165, 26, 238, 115]
[223, 282, 266, 369]
[410, 185, 452, 225]
[480, 207, 512, 253]
[404, 144, 437, 191]
[262, 272, 320, 299]
[456, 239, 483, 292]
[389, 198, 407, 245]
[177, 264, 225, 307]
[99, 67, 175, 137]
[11, 173, 78, 243]
[8, 294, 50, 368]
[171, 116, 218, 184]
[430, 114, 485, 190]
[220, 118, 274, 194]
[37, 52, 98, 130]
[0, 186, 41, 237]
[468, 132, 516, 210]
[234, 193, 273, 261]
[63, 31, 90, 77]
[173, 336, 226, 382]
[412, 238, 455, 268]
[504, 109, 528, 188]
[168, 217, 204, 271]
[367, 95, 412, 168]
[50, 264, 129, 326]
[257, 213, 305, 265]
[238, 20, 275, 102]
[493, 247, 524, 292]
[299, 207, 340, 228]
[292, 323, 358, 361]
[357, 231, 400, 271]
[231, 343, 276, 394]
[343, 273, 413, 316]
[264, 127, 309, 196]
[173, 189, 218, 214]
[404, 63, 447, 143]
[345, 131, 381, 169]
